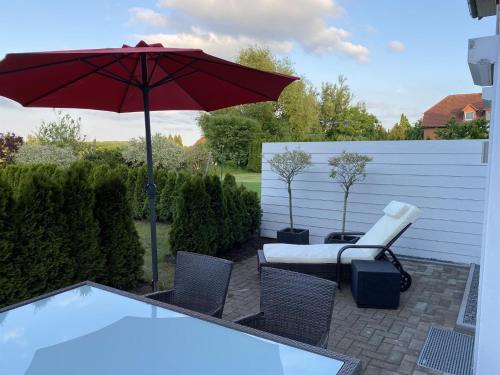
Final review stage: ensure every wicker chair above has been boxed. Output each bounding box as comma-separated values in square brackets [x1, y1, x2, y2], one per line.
[145, 251, 233, 318]
[235, 267, 336, 348]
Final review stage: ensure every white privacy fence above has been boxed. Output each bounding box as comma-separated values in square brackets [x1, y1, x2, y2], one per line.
[260, 140, 488, 264]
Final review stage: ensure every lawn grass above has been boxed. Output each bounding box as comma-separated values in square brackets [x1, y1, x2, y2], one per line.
[231, 170, 261, 195]
[135, 220, 174, 290]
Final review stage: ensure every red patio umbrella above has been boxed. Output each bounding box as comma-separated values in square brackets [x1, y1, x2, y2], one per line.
[0, 41, 298, 291]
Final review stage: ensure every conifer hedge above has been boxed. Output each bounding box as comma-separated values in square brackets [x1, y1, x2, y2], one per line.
[0, 163, 144, 308]
[169, 173, 261, 256]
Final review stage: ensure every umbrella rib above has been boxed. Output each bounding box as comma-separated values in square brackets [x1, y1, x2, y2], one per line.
[23, 55, 132, 107]
[110, 54, 141, 87]
[81, 56, 140, 87]
[168, 51, 297, 80]
[152, 61, 206, 110]
[0, 53, 107, 75]
[117, 56, 142, 113]
[149, 57, 199, 89]
[161, 54, 275, 101]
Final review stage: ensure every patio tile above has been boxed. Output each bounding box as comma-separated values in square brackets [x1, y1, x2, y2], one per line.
[222, 255, 468, 374]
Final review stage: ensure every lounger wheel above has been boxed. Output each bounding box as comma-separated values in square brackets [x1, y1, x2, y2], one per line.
[400, 271, 412, 292]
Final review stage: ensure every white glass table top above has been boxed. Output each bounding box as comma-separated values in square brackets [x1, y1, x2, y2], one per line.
[0, 285, 344, 375]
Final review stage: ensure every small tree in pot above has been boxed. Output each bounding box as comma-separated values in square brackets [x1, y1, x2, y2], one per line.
[328, 151, 372, 242]
[269, 148, 312, 244]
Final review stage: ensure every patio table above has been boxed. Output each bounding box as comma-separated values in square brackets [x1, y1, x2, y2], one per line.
[0, 281, 360, 375]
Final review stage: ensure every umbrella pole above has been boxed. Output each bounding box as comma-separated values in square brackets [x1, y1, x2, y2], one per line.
[141, 53, 159, 292]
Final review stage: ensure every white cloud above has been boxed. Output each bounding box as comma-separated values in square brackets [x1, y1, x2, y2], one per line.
[388, 40, 405, 53]
[130, 0, 369, 62]
[129, 7, 172, 28]
[137, 29, 293, 60]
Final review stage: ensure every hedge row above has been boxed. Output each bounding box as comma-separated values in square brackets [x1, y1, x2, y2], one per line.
[0, 163, 144, 308]
[170, 174, 261, 256]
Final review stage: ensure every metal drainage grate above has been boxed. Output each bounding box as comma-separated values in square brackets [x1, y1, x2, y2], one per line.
[417, 327, 474, 375]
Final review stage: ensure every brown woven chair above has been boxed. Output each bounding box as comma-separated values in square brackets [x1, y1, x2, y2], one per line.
[145, 251, 233, 318]
[234, 267, 336, 348]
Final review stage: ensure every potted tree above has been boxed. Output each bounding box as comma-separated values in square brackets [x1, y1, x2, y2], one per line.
[269, 148, 312, 244]
[327, 151, 372, 243]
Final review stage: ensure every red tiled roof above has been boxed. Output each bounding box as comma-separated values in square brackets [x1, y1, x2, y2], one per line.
[422, 93, 488, 128]
[194, 136, 207, 146]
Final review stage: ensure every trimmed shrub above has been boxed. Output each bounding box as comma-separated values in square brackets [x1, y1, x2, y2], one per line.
[222, 174, 245, 245]
[132, 166, 148, 220]
[14, 168, 67, 296]
[204, 175, 229, 253]
[240, 188, 262, 235]
[158, 172, 177, 223]
[0, 179, 20, 306]
[92, 166, 144, 289]
[247, 139, 262, 172]
[170, 176, 216, 255]
[62, 162, 102, 282]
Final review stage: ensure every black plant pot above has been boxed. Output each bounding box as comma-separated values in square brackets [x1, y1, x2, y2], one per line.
[324, 233, 360, 244]
[277, 228, 309, 245]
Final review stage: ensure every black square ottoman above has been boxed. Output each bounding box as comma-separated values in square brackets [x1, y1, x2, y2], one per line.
[351, 260, 400, 309]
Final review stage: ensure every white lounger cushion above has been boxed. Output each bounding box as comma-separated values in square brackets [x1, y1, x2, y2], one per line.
[263, 243, 375, 264]
[263, 201, 421, 264]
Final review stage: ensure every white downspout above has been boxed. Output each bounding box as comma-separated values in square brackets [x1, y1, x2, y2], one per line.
[473, 6, 500, 373]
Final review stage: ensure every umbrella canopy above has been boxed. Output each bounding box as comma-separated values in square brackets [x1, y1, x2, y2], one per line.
[0, 41, 297, 111]
[0, 41, 298, 290]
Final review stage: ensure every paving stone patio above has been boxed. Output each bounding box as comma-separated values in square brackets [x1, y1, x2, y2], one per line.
[222, 254, 469, 375]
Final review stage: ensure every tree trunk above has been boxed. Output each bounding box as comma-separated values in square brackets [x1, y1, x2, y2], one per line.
[288, 182, 293, 231]
[342, 190, 349, 233]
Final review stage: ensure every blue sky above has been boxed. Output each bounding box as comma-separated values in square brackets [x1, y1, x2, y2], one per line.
[0, 0, 495, 144]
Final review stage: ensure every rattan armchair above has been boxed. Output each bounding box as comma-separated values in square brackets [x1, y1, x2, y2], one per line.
[235, 267, 336, 348]
[145, 251, 233, 318]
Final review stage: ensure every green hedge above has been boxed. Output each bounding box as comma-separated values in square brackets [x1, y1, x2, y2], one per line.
[169, 173, 261, 256]
[0, 163, 144, 308]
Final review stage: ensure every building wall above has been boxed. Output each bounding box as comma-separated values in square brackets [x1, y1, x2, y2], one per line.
[260, 140, 487, 264]
[423, 128, 437, 139]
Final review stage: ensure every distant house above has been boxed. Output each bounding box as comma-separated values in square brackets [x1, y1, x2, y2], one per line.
[194, 136, 207, 146]
[422, 93, 490, 139]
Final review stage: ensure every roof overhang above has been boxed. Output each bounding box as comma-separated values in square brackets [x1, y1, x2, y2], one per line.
[468, 0, 497, 19]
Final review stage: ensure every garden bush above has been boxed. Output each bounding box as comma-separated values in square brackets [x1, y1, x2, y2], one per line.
[0, 179, 21, 306]
[62, 162, 102, 282]
[169, 173, 261, 256]
[247, 139, 262, 172]
[0, 163, 145, 308]
[158, 171, 178, 222]
[91, 166, 144, 289]
[170, 175, 216, 255]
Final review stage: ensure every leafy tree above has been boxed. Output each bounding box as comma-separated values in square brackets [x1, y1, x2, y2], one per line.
[389, 114, 412, 140]
[435, 117, 489, 139]
[268, 149, 312, 230]
[185, 144, 212, 175]
[406, 119, 424, 140]
[34, 111, 86, 152]
[62, 162, 102, 282]
[334, 105, 386, 141]
[121, 133, 186, 170]
[319, 75, 354, 137]
[14, 144, 77, 167]
[83, 148, 125, 167]
[247, 139, 262, 172]
[0, 133, 23, 167]
[329, 151, 372, 232]
[199, 114, 259, 167]
[167, 134, 183, 146]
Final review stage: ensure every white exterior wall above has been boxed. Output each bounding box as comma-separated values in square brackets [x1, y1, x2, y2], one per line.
[261, 140, 487, 264]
